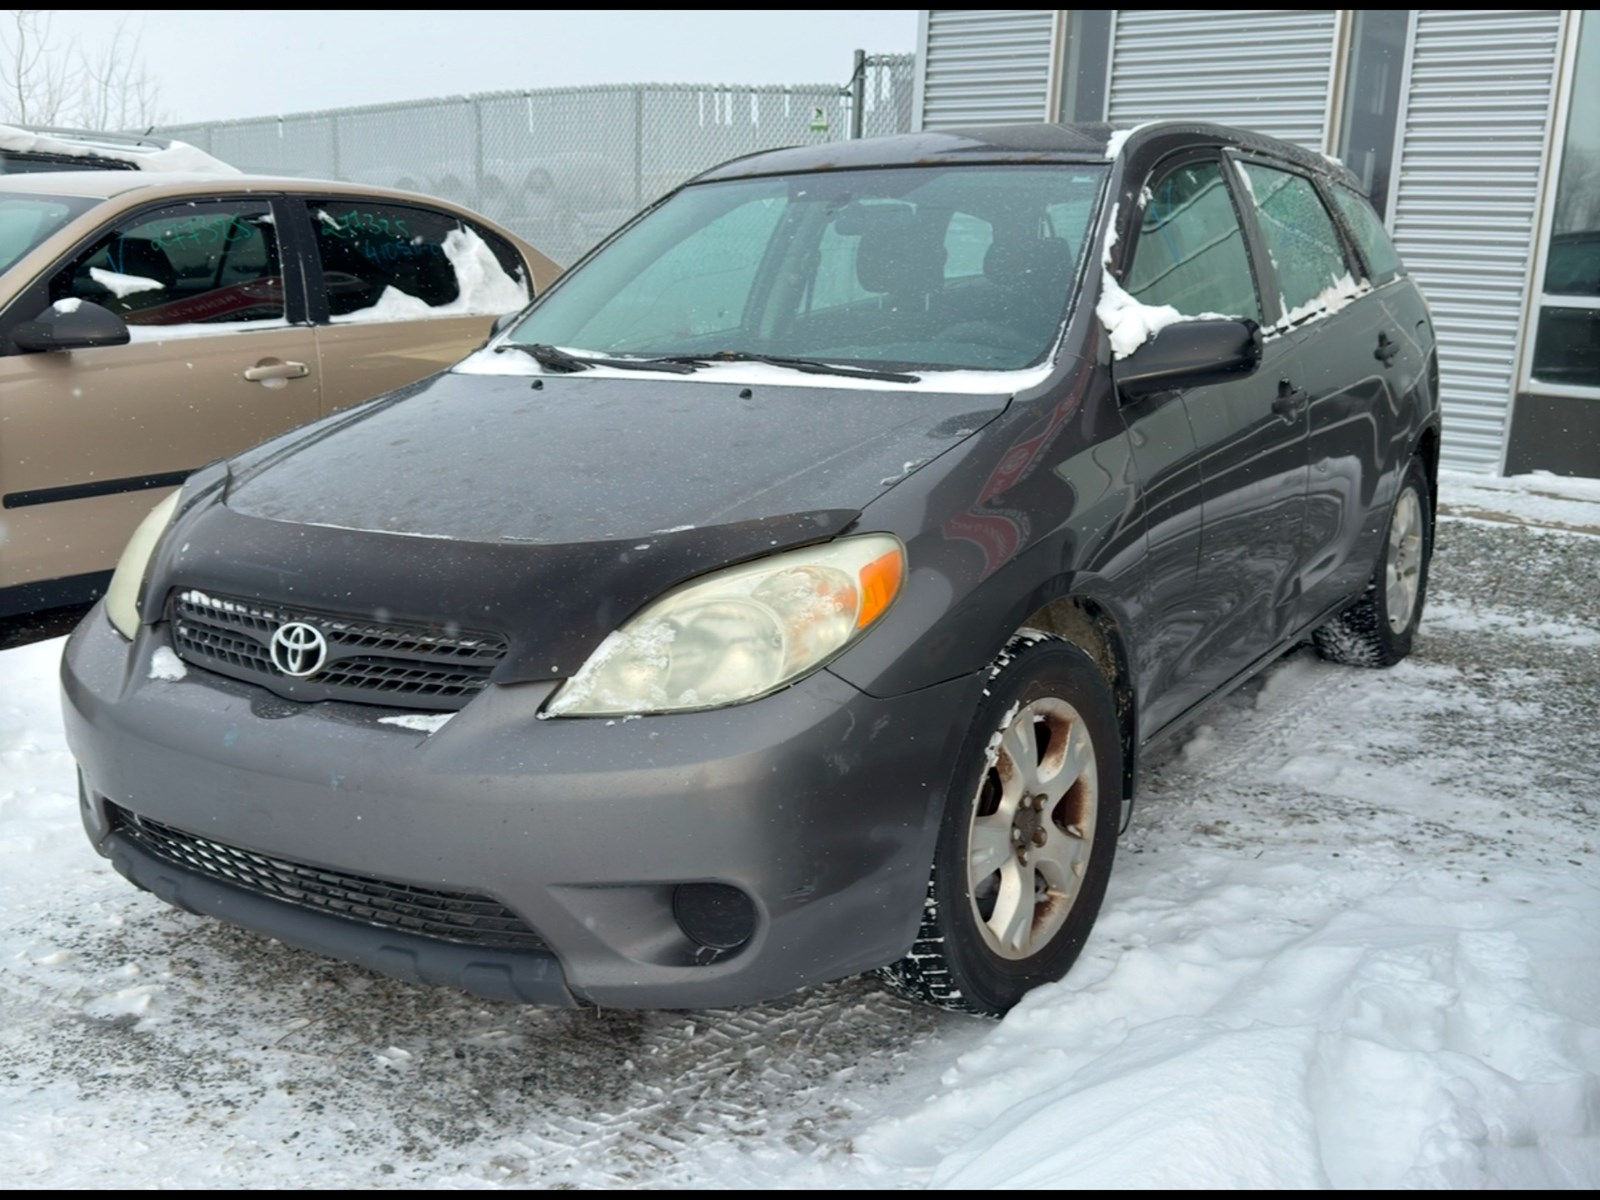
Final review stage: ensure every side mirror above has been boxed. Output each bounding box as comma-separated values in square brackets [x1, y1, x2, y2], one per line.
[12, 299, 131, 353]
[491, 310, 521, 337]
[1114, 318, 1262, 399]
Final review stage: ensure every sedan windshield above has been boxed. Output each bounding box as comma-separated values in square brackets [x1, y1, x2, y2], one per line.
[0, 193, 95, 273]
[505, 164, 1107, 372]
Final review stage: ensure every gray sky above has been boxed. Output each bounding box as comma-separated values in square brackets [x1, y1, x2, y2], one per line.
[44, 9, 919, 126]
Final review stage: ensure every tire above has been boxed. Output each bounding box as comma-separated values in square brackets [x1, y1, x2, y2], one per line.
[879, 633, 1122, 1017]
[1312, 456, 1432, 668]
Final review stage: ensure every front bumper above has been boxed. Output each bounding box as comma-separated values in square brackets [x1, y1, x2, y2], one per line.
[62, 607, 979, 1009]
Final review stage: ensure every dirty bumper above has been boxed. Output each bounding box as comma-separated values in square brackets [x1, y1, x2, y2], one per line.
[61, 608, 976, 1009]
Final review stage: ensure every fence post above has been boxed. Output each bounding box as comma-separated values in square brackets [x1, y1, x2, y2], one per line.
[472, 96, 485, 211]
[850, 49, 866, 140]
[330, 113, 341, 178]
[633, 86, 644, 210]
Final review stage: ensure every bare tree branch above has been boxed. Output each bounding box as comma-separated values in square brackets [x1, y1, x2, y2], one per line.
[0, 11, 163, 130]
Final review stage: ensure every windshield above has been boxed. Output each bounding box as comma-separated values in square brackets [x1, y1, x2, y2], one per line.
[0, 193, 94, 273]
[504, 164, 1107, 372]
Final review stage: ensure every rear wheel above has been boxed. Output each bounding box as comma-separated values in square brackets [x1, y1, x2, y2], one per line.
[1312, 456, 1432, 668]
[880, 635, 1121, 1016]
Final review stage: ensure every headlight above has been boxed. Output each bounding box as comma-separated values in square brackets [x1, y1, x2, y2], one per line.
[105, 490, 181, 640]
[546, 534, 905, 716]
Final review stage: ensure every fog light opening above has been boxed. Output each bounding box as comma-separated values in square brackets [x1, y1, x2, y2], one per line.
[671, 883, 756, 952]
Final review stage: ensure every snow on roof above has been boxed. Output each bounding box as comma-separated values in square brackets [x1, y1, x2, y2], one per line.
[0, 123, 239, 175]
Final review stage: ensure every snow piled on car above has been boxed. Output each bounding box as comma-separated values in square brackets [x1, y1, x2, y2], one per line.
[1095, 202, 1233, 358]
[329, 226, 528, 324]
[0, 123, 238, 174]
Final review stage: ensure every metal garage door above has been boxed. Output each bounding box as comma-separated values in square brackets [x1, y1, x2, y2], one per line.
[1387, 10, 1564, 472]
[920, 10, 1055, 128]
[1106, 9, 1339, 149]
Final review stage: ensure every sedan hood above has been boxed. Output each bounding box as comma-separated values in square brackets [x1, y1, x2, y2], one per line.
[227, 371, 1007, 544]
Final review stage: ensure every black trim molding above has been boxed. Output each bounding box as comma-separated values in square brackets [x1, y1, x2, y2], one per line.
[0, 570, 112, 619]
[3, 470, 192, 510]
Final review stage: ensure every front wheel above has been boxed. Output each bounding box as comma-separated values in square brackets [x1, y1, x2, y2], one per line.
[879, 635, 1122, 1016]
[1312, 455, 1432, 668]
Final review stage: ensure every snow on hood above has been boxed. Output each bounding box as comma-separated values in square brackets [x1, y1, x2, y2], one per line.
[0, 123, 238, 174]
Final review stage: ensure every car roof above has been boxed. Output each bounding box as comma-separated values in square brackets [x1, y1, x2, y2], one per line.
[690, 120, 1358, 189]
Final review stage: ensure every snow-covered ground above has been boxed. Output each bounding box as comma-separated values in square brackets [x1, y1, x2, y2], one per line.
[1, 476, 1597, 1187]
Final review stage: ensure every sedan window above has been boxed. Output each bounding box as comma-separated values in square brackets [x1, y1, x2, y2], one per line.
[50, 201, 284, 329]
[1239, 163, 1356, 315]
[305, 200, 528, 322]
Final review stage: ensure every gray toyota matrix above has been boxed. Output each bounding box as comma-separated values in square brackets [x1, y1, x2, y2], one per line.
[61, 123, 1439, 1016]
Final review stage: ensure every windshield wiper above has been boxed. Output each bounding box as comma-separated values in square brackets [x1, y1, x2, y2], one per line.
[496, 343, 700, 375]
[653, 350, 921, 384]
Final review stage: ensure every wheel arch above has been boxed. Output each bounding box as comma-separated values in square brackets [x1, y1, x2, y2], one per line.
[1014, 592, 1138, 824]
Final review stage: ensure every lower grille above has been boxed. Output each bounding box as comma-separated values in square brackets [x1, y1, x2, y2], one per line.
[109, 804, 547, 952]
[169, 589, 508, 710]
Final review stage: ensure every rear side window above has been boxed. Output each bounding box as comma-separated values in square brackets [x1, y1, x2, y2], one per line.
[1238, 162, 1354, 316]
[305, 200, 528, 321]
[1329, 184, 1402, 285]
[1126, 160, 1261, 320]
[51, 200, 284, 328]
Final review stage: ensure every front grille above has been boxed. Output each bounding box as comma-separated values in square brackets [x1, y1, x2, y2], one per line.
[169, 588, 508, 710]
[109, 804, 548, 952]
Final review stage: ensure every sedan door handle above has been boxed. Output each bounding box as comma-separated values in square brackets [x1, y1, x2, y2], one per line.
[1272, 378, 1308, 421]
[244, 358, 310, 383]
[1375, 332, 1400, 367]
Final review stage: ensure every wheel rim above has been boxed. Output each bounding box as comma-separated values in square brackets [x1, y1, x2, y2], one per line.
[965, 697, 1098, 961]
[1385, 486, 1424, 633]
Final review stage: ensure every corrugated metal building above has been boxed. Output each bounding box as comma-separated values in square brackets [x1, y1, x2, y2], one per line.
[914, 10, 1599, 478]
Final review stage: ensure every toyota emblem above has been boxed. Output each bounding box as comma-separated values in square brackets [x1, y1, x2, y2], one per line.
[269, 622, 329, 678]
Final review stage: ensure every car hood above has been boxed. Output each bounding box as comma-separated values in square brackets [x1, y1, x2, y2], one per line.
[162, 371, 1008, 683]
[226, 370, 1005, 544]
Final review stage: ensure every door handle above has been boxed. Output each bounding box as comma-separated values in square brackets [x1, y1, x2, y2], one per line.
[1272, 378, 1308, 421]
[1375, 332, 1400, 367]
[244, 358, 310, 383]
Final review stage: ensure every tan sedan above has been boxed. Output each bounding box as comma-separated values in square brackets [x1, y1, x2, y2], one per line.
[0, 171, 560, 617]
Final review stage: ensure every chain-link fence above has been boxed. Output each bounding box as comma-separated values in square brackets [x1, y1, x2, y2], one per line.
[158, 54, 914, 267]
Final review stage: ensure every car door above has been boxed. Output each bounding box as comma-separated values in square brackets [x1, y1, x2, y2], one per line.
[1232, 159, 1408, 626]
[1117, 152, 1307, 730]
[0, 196, 320, 600]
[295, 196, 537, 414]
